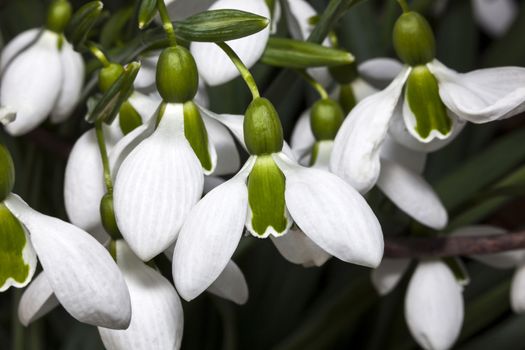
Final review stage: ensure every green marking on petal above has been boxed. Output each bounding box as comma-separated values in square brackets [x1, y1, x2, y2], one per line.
[309, 142, 320, 167]
[406, 65, 451, 140]
[0, 203, 32, 290]
[119, 100, 143, 135]
[247, 155, 288, 237]
[183, 101, 212, 172]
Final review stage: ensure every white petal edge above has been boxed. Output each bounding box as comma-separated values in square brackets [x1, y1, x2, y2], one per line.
[271, 228, 331, 267]
[207, 260, 249, 305]
[203, 115, 240, 176]
[405, 260, 464, 350]
[18, 272, 59, 326]
[275, 153, 384, 268]
[330, 67, 411, 193]
[290, 108, 314, 160]
[1, 28, 40, 72]
[358, 58, 404, 89]
[4, 194, 131, 329]
[371, 258, 411, 296]
[99, 240, 183, 350]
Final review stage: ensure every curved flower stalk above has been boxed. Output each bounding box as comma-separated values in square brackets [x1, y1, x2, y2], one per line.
[0, 0, 84, 136]
[331, 8, 525, 195]
[173, 96, 384, 301]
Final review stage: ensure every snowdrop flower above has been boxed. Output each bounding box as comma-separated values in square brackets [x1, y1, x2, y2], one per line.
[0, 147, 131, 329]
[173, 97, 383, 300]
[0, 0, 84, 136]
[331, 8, 525, 194]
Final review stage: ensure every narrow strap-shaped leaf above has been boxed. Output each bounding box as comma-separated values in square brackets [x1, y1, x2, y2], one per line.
[138, 0, 157, 29]
[65, 1, 104, 50]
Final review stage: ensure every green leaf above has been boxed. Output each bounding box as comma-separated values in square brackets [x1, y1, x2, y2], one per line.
[86, 61, 141, 124]
[138, 0, 157, 29]
[174, 9, 269, 42]
[64, 1, 103, 49]
[100, 6, 134, 48]
[261, 37, 354, 68]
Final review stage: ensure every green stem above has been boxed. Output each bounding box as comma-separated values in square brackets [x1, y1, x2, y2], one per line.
[87, 42, 110, 67]
[217, 42, 260, 100]
[295, 70, 329, 100]
[95, 121, 113, 194]
[157, 0, 177, 45]
[11, 289, 23, 350]
[397, 0, 410, 13]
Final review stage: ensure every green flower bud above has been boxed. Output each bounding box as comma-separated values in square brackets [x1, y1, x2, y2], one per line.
[338, 84, 357, 115]
[244, 98, 283, 155]
[0, 144, 15, 202]
[46, 0, 73, 34]
[98, 63, 125, 93]
[393, 11, 435, 66]
[310, 98, 344, 141]
[328, 62, 358, 85]
[99, 193, 121, 240]
[119, 101, 143, 135]
[156, 46, 199, 103]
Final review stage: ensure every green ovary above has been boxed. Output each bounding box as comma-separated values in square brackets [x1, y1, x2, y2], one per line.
[0, 203, 31, 288]
[247, 155, 288, 236]
[406, 65, 451, 140]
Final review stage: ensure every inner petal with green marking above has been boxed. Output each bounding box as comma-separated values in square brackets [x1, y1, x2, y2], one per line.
[247, 155, 289, 238]
[405, 65, 452, 141]
[0, 203, 36, 291]
[183, 101, 213, 173]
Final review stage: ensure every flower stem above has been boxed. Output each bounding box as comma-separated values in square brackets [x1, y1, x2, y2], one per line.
[95, 120, 113, 194]
[295, 70, 329, 100]
[157, 0, 177, 46]
[87, 42, 110, 67]
[397, 0, 410, 13]
[217, 42, 260, 100]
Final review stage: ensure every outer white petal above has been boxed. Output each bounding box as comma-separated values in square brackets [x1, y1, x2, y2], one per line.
[310, 140, 333, 171]
[207, 260, 249, 305]
[64, 129, 107, 242]
[1, 31, 62, 135]
[1, 28, 40, 72]
[271, 228, 331, 267]
[114, 104, 204, 261]
[198, 107, 245, 148]
[351, 78, 379, 101]
[371, 258, 410, 295]
[18, 272, 59, 326]
[358, 58, 404, 89]
[380, 135, 426, 174]
[51, 41, 84, 122]
[134, 53, 158, 90]
[191, 0, 270, 86]
[203, 116, 240, 175]
[428, 60, 525, 123]
[405, 260, 464, 350]
[275, 153, 384, 268]
[511, 264, 525, 314]
[330, 68, 411, 193]
[99, 241, 183, 350]
[4, 194, 131, 329]
[472, 0, 517, 37]
[128, 92, 162, 122]
[173, 158, 255, 301]
[451, 226, 525, 268]
[165, 0, 216, 20]
[377, 159, 448, 229]
[290, 108, 314, 160]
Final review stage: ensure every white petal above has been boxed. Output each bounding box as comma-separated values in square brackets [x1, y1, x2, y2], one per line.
[351, 78, 379, 101]
[165, 0, 216, 21]
[380, 135, 426, 174]
[377, 159, 448, 229]
[290, 108, 314, 160]
[114, 104, 204, 261]
[271, 228, 331, 267]
[51, 41, 84, 122]
[134, 54, 158, 90]
[451, 226, 525, 268]
[269, 0, 281, 34]
[4, 194, 131, 329]
[358, 58, 404, 89]
[275, 153, 384, 268]
[330, 68, 410, 193]
[64, 129, 107, 242]
[203, 116, 240, 175]
[472, 0, 517, 37]
[1, 31, 62, 135]
[18, 272, 59, 326]
[405, 260, 463, 350]
[128, 91, 162, 123]
[173, 158, 255, 301]
[191, 0, 270, 86]
[204, 175, 226, 194]
[371, 258, 410, 295]
[310, 140, 333, 171]
[511, 264, 525, 314]
[99, 241, 183, 350]
[198, 106, 245, 148]
[428, 60, 525, 123]
[1, 28, 40, 72]
[207, 260, 249, 305]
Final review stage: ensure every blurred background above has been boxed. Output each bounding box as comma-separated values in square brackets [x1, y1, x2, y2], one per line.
[1, 0, 525, 348]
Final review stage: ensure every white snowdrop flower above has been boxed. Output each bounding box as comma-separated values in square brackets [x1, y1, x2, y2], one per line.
[0, 0, 84, 136]
[331, 10, 525, 194]
[173, 97, 383, 301]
